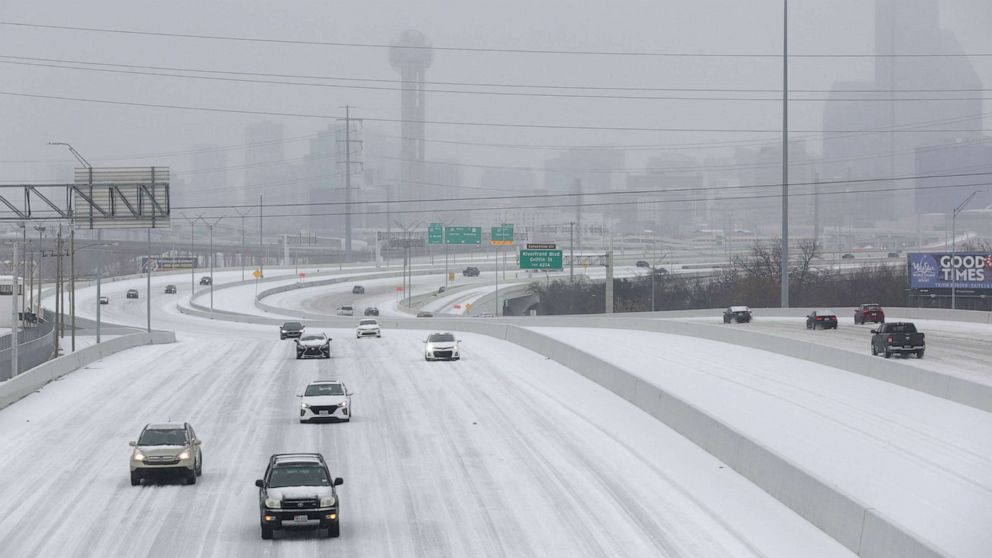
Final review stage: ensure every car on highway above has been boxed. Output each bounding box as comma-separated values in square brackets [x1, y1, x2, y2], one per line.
[164, 284, 177, 294]
[280, 321, 305, 340]
[722, 305, 752, 323]
[99, 296, 109, 305]
[199, 276, 212, 285]
[854, 303, 885, 324]
[462, 266, 480, 277]
[635, 260, 650, 268]
[363, 306, 379, 316]
[336, 306, 354, 317]
[255, 453, 343, 539]
[887, 251, 901, 258]
[424, 332, 460, 361]
[296, 333, 331, 359]
[352, 285, 365, 294]
[126, 289, 139, 299]
[871, 322, 925, 359]
[298, 380, 352, 423]
[355, 319, 381, 338]
[416, 310, 434, 318]
[129, 422, 203, 486]
[806, 309, 838, 330]
[436, 286, 446, 294]
[841, 253, 856, 260]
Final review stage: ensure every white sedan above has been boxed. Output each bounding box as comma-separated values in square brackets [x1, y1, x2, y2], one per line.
[298, 380, 352, 423]
[424, 332, 460, 361]
[356, 319, 381, 338]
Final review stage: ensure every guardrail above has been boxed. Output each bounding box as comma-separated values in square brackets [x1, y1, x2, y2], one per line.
[0, 330, 176, 411]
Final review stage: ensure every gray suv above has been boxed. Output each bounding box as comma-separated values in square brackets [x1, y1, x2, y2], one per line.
[256, 453, 343, 539]
[129, 422, 203, 485]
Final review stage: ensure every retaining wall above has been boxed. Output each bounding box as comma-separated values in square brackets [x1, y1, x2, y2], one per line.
[0, 330, 176, 411]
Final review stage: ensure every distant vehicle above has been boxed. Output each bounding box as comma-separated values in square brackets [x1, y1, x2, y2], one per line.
[351, 285, 365, 295]
[437, 286, 446, 294]
[841, 253, 856, 260]
[871, 322, 925, 359]
[164, 284, 177, 294]
[424, 332, 460, 361]
[356, 319, 381, 339]
[199, 276, 212, 285]
[336, 306, 354, 317]
[280, 321, 305, 340]
[129, 422, 203, 486]
[806, 309, 838, 330]
[635, 260, 650, 268]
[887, 251, 901, 258]
[722, 306, 752, 324]
[99, 296, 109, 305]
[363, 306, 379, 317]
[255, 453, 343, 539]
[126, 289, 139, 299]
[416, 310, 434, 318]
[296, 333, 331, 360]
[462, 266, 480, 277]
[298, 380, 352, 423]
[854, 303, 885, 325]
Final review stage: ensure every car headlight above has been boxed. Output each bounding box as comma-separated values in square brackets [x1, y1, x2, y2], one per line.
[320, 496, 336, 507]
[301, 403, 311, 409]
[178, 449, 191, 460]
[339, 400, 349, 407]
[133, 450, 145, 461]
[265, 498, 281, 509]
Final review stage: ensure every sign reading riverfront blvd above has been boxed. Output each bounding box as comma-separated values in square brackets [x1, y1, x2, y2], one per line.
[519, 249, 563, 270]
[445, 226, 482, 244]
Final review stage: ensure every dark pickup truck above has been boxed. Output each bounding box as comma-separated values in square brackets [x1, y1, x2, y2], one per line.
[870, 322, 925, 359]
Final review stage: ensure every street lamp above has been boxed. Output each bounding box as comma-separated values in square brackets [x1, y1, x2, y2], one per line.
[198, 217, 223, 312]
[951, 191, 980, 310]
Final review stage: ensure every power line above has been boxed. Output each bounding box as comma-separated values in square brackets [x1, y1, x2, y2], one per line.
[1, 90, 988, 133]
[5, 57, 991, 102]
[4, 21, 992, 58]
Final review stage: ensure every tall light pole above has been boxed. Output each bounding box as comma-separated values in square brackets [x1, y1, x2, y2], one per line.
[235, 208, 251, 281]
[951, 191, 980, 310]
[779, 0, 790, 309]
[199, 217, 223, 312]
[33, 226, 45, 315]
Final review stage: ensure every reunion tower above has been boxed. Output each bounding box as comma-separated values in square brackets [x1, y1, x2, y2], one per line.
[389, 30, 433, 212]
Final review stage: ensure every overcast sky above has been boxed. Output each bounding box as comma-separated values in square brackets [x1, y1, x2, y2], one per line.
[0, 0, 989, 188]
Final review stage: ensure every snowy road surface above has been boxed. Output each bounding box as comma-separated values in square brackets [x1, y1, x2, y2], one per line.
[0, 273, 854, 557]
[530, 327, 992, 558]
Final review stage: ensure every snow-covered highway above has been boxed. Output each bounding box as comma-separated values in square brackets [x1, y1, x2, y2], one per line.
[0, 272, 854, 557]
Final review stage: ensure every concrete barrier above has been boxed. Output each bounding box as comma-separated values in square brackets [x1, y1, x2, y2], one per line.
[0, 330, 176, 411]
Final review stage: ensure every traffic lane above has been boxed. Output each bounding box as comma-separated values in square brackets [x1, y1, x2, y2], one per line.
[0, 327, 851, 557]
[717, 316, 992, 386]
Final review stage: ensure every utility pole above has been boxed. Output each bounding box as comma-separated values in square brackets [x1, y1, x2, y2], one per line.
[574, 180, 583, 257]
[259, 195, 264, 277]
[11, 241, 19, 377]
[96, 229, 102, 343]
[146, 228, 152, 333]
[190, 218, 196, 294]
[18, 223, 26, 323]
[70, 228, 75, 352]
[34, 226, 44, 316]
[605, 249, 614, 314]
[951, 191, 980, 310]
[235, 208, 251, 281]
[569, 222, 575, 283]
[780, 0, 790, 308]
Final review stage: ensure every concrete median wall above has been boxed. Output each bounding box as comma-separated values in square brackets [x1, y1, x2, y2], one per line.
[0, 330, 176, 412]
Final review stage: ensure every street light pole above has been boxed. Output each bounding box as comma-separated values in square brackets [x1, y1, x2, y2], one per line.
[951, 190, 980, 310]
[96, 229, 102, 343]
[780, 0, 790, 309]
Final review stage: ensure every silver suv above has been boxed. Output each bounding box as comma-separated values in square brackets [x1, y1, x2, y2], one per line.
[129, 422, 203, 485]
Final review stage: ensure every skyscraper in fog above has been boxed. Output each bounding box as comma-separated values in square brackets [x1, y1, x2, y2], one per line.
[244, 121, 285, 207]
[822, 0, 982, 224]
[189, 145, 227, 209]
[390, 30, 433, 216]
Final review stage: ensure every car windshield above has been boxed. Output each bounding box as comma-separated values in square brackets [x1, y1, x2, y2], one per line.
[269, 465, 330, 488]
[360, 320, 377, 326]
[341, 306, 353, 311]
[305, 384, 345, 396]
[283, 322, 303, 330]
[138, 428, 187, 446]
[429, 333, 455, 342]
[300, 334, 324, 341]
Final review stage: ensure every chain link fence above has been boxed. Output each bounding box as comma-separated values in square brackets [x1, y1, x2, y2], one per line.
[0, 309, 56, 381]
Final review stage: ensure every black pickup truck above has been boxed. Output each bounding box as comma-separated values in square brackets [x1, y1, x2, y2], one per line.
[870, 322, 925, 359]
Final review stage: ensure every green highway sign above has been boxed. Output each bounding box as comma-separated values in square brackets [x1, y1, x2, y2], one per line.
[428, 223, 443, 245]
[445, 226, 482, 245]
[491, 224, 514, 245]
[519, 249, 563, 270]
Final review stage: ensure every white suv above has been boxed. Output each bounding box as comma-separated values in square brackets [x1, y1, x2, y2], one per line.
[424, 332, 460, 361]
[298, 380, 352, 423]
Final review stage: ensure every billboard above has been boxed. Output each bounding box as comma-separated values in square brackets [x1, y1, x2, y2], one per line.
[908, 252, 992, 290]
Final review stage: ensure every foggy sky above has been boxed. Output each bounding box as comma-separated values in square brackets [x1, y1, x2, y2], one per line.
[0, 0, 989, 196]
